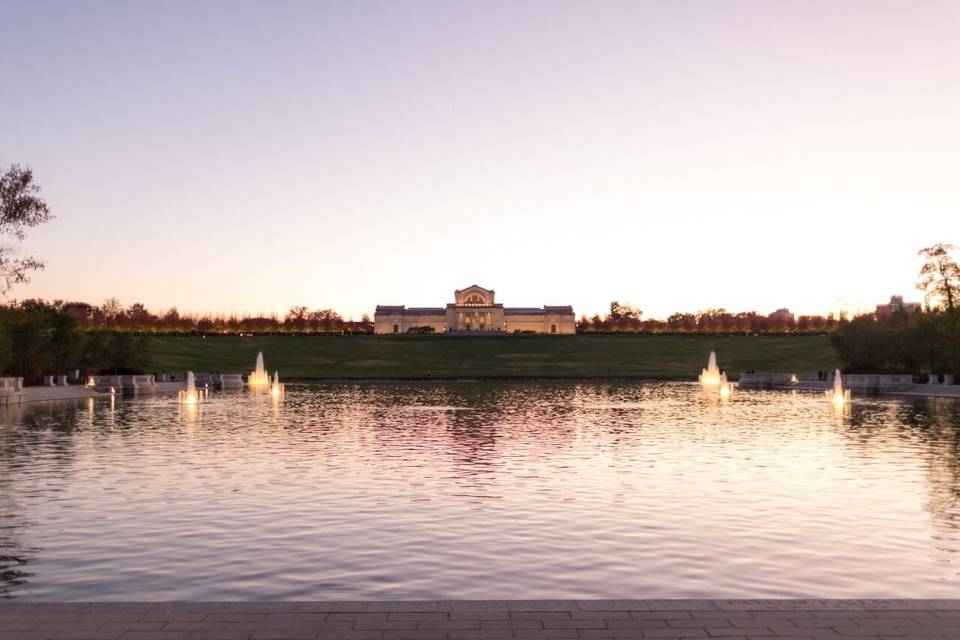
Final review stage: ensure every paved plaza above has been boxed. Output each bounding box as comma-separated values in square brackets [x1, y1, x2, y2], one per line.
[1, 600, 959, 640]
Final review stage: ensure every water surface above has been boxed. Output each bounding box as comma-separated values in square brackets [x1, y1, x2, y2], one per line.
[1, 382, 958, 599]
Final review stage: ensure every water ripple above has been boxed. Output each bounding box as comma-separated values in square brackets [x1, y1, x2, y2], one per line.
[0, 382, 958, 600]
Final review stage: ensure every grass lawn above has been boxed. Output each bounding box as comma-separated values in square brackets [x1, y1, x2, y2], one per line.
[145, 334, 839, 379]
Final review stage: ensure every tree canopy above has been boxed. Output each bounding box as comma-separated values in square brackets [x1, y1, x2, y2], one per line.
[0, 164, 54, 295]
[917, 243, 960, 312]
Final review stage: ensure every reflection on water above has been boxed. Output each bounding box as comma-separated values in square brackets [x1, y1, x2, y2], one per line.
[0, 382, 958, 600]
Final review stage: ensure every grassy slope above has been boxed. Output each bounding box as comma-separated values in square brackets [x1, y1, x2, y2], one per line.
[144, 334, 839, 379]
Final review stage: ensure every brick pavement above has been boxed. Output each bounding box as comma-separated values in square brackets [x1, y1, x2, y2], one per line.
[1, 601, 958, 640]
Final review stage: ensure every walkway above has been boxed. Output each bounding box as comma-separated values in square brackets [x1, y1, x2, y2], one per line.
[1, 600, 958, 640]
[17, 386, 106, 403]
[767, 382, 960, 399]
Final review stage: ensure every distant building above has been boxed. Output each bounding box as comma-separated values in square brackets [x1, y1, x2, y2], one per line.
[768, 308, 795, 324]
[374, 285, 576, 334]
[876, 295, 921, 318]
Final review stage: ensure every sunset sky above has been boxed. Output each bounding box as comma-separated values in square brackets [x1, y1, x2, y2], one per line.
[2, 0, 958, 319]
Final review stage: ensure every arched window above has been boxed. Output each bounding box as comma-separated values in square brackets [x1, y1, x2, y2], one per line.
[464, 294, 486, 306]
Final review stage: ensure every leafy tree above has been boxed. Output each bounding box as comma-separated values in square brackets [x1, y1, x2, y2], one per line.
[830, 316, 889, 372]
[101, 297, 123, 322]
[917, 243, 960, 311]
[609, 301, 641, 321]
[285, 305, 309, 331]
[0, 308, 12, 372]
[49, 312, 84, 375]
[0, 165, 54, 295]
[103, 332, 151, 374]
[667, 312, 696, 331]
[61, 301, 96, 327]
[607, 301, 642, 331]
[80, 331, 111, 374]
[912, 311, 946, 374]
[126, 302, 157, 330]
[1, 308, 50, 381]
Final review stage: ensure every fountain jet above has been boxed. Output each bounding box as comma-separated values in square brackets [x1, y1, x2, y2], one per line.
[248, 351, 270, 388]
[178, 371, 204, 405]
[699, 351, 726, 388]
[826, 369, 851, 406]
[699, 351, 734, 398]
[270, 371, 285, 398]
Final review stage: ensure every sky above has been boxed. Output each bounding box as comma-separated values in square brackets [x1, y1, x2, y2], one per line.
[2, 0, 958, 320]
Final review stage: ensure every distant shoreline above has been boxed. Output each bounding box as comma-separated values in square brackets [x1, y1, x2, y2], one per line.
[12, 375, 960, 404]
[219, 376, 960, 399]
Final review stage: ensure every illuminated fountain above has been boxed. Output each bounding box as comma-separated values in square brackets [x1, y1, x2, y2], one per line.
[270, 371, 285, 398]
[719, 382, 733, 400]
[699, 351, 734, 398]
[248, 351, 270, 388]
[178, 371, 204, 405]
[699, 351, 725, 388]
[826, 369, 851, 406]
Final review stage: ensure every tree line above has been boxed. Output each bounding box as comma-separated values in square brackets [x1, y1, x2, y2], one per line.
[9, 299, 375, 335]
[0, 299, 376, 383]
[577, 303, 842, 334]
[4, 297, 843, 338]
[830, 243, 960, 376]
[0, 301, 151, 382]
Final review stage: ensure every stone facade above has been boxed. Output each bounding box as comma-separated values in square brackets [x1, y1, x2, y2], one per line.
[374, 285, 576, 334]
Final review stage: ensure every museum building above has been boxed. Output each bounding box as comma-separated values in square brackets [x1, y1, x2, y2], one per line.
[374, 285, 576, 334]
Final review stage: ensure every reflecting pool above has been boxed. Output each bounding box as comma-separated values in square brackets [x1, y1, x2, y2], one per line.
[1, 382, 958, 600]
